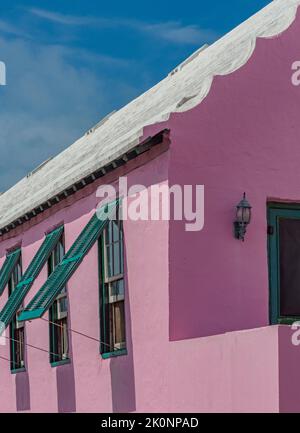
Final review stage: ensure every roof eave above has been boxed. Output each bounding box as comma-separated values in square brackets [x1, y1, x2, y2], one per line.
[0, 128, 170, 237]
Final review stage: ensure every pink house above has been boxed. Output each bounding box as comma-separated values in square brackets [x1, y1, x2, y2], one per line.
[1, 0, 300, 413]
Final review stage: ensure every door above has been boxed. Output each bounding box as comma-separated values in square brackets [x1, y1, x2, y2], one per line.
[268, 205, 300, 324]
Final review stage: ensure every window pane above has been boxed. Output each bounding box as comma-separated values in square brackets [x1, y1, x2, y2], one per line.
[106, 245, 113, 278]
[62, 320, 68, 358]
[102, 283, 110, 353]
[112, 220, 120, 243]
[56, 318, 69, 359]
[51, 299, 58, 321]
[57, 322, 62, 359]
[10, 322, 25, 370]
[54, 243, 59, 267]
[60, 286, 67, 295]
[120, 238, 124, 274]
[15, 328, 25, 368]
[106, 222, 113, 245]
[50, 300, 69, 361]
[113, 301, 125, 346]
[110, 279, 124, 298]
[279, 218, 300, 316]
[113, 242, 120, 275]
[54, 240, 64, 267]
[16, 310, 25, 328]
[48, 254, 53, 275]
[11, 261, 21, 292]
[59, 296, 68, 313]
[58, 240, 64, 262]
[118, 279, 124, 297]
[51, 317, 69, 362]
[103, 219, 123, 279]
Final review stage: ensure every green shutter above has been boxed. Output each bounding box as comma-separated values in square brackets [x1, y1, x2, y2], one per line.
[19, 200, 118, 322]
[0, 249, 21, 296]
[0, 226, 63, 328]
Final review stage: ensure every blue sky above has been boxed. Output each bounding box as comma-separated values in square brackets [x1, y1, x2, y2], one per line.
[0, 0, 270, 191]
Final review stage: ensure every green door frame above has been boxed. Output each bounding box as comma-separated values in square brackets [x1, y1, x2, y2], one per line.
[268, 203, 300, 325]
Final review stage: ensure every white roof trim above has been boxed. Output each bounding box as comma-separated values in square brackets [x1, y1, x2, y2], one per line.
[0, 0, 299, 231]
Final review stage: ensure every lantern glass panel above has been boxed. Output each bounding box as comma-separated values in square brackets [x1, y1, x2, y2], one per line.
[243, 207, 251, 224]
[236, 206, 244, 223]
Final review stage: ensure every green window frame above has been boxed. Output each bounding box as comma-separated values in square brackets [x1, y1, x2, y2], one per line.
[268, 203, 300, 324]
[8, 254, 25, 372]
[48, 235, 69, 365]
[0, 226, 64, 329]
[0, 248, 21, 296]
[99, 206, 127, 359]
[19, 199, 119, 322]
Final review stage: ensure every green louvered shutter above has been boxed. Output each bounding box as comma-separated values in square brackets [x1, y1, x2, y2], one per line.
[0, 249, 21, 296]
[19, 200, 118, 322]
[0, 226, 64, 328]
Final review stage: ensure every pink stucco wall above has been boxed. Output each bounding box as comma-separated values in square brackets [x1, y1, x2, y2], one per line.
[0, 147, 170, 412]
[1, 5, 300, 413]
[168, 6, 300, 341]
[0, 143, 284, 413]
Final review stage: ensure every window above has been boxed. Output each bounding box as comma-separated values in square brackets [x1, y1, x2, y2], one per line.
[8, 256, 25, 371]
[48, 236, 69, 364]
[99, 209, 126, 357]
[0, 248, 21, 296]
[19, 202, 118, 322]
[0, 226, 64, 328]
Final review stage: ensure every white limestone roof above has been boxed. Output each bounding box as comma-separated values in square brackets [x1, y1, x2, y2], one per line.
[0, 0, 299, 230]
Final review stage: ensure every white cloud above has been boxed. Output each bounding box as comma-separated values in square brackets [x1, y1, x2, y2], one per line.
[29, 8, 219, 45]
[0, 19, 29, 38]
[142, 22, 218, 44]
[68, 48, 131, 68]
[29, 8, 99, 26]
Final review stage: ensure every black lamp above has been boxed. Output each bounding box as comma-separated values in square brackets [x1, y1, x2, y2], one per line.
[234, 193, 251, 241]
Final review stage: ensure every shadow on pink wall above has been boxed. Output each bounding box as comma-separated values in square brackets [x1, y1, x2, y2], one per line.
[56, 363, 76, 413]
[56, 296, 76, 413]
[16, 371, 30, 411]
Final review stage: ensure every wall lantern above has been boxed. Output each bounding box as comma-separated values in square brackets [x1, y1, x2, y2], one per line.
[234, 192, 252, 241]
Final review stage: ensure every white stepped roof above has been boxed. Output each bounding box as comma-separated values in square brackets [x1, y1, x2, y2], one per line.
[0, 0, 299, 231]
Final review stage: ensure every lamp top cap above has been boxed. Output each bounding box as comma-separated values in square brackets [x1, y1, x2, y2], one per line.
[237, 192, 251, 209]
